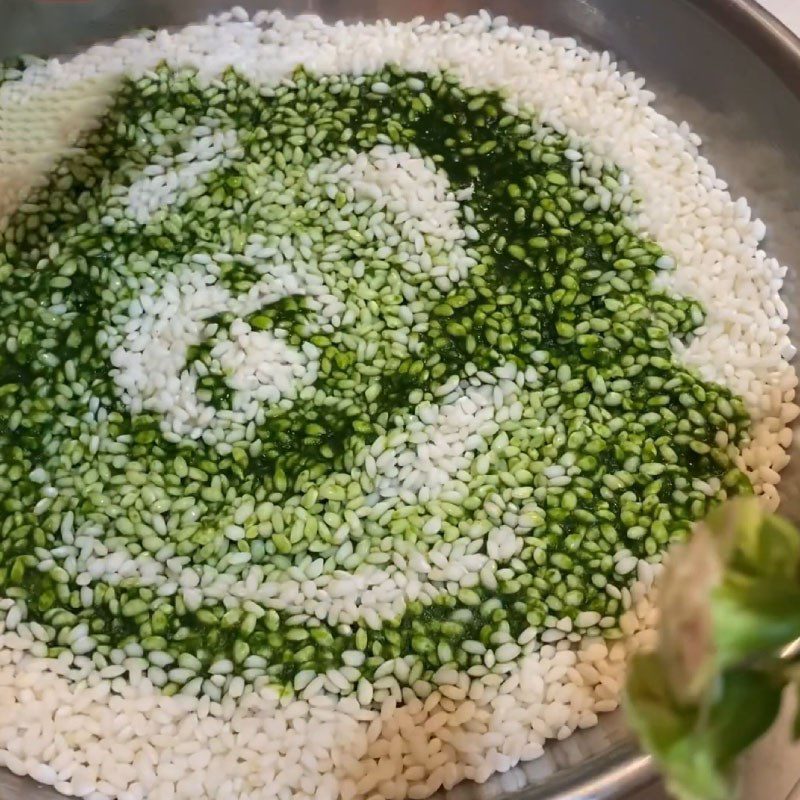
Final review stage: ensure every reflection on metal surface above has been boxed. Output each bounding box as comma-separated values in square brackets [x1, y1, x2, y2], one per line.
[691, 0, 800, 93]
[1, 1, 800, 799]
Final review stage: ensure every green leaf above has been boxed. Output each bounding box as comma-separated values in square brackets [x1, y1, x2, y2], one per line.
[731, 511, 800, 581]
[625, 500, 800, 799]
[625, 652, 696, 752]
[625, 653, 727, 800]
[793, 682, 800, 741]
[703, 498, 800, 581]
[625, 655, 782, 800]
[704, 497, 761, 542]
[703, 668, 782, 766]
[711, 577, 800, 671]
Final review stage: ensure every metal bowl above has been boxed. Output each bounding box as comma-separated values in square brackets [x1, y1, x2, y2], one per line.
[1, 1, 800, 798]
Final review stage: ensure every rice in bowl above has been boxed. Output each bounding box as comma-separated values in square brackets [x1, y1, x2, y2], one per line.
[0, 8, 795, 800]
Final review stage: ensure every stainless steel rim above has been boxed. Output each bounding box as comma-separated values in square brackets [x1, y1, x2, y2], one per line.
[496, 750, 654, 800]
[691, 0, 800, 94]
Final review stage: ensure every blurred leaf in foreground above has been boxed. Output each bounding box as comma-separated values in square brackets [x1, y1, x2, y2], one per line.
[794, 690, 800, 741]
[625, 497, 800, 800]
